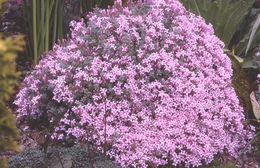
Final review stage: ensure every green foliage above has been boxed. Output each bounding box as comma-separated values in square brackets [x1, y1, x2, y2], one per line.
[78, 0, 115, 15]
[0, 0, 6, 18]
[22, 0, 65, 65]
[21, 0, 116, 65]
[179, 0, 255, 47]
[0, 35, 24, 101]
[0, 34, 24, 168]
[233, 8, 260, 56]
[0, 1, 25, 167]
[178, 0, 260, 70]
[234, 8, 260, 69]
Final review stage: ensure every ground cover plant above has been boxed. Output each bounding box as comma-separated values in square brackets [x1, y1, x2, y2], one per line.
[8, 144, 122, 168]
[14, 0, 256, 167]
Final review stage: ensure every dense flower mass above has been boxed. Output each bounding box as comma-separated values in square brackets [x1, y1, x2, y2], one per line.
[15, 0, 254, 167]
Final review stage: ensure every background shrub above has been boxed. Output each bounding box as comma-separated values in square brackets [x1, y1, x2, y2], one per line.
[15, 0, 255, 167]
[0, 33, 24, 168]
[0, 0, 25, 167]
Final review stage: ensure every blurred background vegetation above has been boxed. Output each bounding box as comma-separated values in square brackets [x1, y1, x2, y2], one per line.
[0, 0, 24, 167]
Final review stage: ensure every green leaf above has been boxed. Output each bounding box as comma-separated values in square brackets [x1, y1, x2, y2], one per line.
[234, 8, 260, 56]
[179, 0, 255, 47]
[246, 13, 260, 54]
[241, 59, 258, 69]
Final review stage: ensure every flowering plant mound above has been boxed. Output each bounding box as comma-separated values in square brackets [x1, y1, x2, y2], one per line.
[15, 0, 254, 167]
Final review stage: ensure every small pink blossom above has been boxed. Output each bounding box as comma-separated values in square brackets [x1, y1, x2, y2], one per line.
[16, 0, 22, 5]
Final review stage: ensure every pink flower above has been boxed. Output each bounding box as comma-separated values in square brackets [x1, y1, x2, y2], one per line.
[16, 0, 22, 5]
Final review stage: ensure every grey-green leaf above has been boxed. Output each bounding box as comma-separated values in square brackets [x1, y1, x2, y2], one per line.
[246, 13, 260, 54]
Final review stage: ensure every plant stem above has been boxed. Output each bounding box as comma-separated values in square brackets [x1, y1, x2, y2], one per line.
[52, 0, 58, 45]
[87, 133, 94, 168]
[103, 99, 107, 161]
[57, 0, 64, 41]
[43, 110, 66, 154]
[33, 0, 37, 65]
[45, 0, 49, 52]
[38, 0, 45, 57]
[232, 131, 260, 168]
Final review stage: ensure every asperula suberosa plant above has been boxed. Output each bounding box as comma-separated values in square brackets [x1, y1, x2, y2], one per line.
[15, 0, 255, 167]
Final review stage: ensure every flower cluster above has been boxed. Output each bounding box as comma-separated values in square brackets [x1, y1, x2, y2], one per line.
[15, 0, 254, 167]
